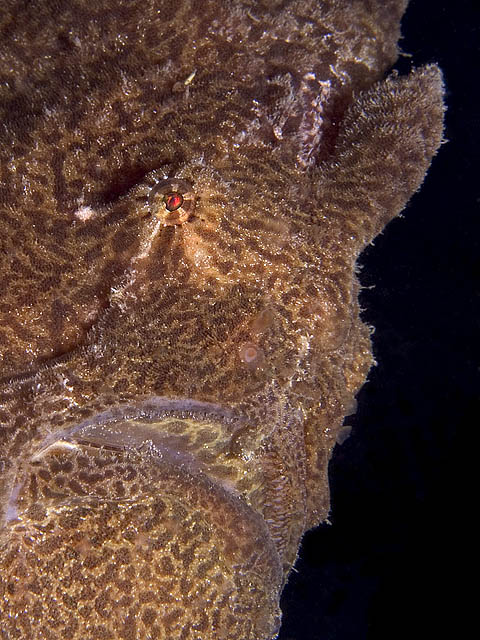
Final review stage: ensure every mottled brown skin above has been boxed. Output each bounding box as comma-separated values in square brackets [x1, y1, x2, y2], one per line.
[0, 1, 444, 638]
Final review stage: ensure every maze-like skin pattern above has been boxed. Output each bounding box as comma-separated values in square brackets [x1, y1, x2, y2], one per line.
[0, 1, 444, 638]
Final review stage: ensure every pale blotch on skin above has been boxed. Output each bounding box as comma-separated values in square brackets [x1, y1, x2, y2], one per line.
[239, 341, 265, 369]
[0, 1, 444, 638]
[73, 205, 97, 222]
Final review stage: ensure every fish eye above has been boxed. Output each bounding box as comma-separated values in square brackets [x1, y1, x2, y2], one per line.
[150, 178, 196, 225]
[163, 192, 184, 211]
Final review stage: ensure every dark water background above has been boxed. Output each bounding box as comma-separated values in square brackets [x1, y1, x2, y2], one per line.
[279, 0, 477, 638]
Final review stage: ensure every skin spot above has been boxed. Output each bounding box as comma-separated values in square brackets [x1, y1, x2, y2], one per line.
[239, 341, 265, 369]
[251, 308, 275, 337]
[73, 536, 93, 557]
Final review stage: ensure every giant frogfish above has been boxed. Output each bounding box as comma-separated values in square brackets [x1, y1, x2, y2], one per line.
[0, 1, 444, 638]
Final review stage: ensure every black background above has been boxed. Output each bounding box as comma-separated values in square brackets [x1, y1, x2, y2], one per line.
[279, 1, 478, 638]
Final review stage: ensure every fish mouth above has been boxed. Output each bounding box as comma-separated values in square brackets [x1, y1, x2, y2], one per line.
[31, 396, 247, 480]
[5, 395, 253, 525]
[3, 397, 283, 640]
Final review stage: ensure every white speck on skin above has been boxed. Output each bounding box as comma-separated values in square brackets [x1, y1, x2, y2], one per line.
[74, 205, 96, 222]
[184, 70, 196, 86]
[273, 125, 283, 140]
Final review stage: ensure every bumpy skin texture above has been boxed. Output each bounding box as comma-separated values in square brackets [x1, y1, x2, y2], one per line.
[0, 1, 444, 638]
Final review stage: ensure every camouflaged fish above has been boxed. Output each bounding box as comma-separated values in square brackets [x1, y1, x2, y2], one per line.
[0, 1, 444, 638]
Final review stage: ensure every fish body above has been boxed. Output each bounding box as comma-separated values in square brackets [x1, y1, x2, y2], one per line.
[0, 1, 444, 638]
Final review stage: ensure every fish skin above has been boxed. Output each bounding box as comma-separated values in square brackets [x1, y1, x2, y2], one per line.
[0, 1, 444, 638]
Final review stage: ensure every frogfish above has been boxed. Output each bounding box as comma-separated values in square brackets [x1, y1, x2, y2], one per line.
[0, 1, 444, 638]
